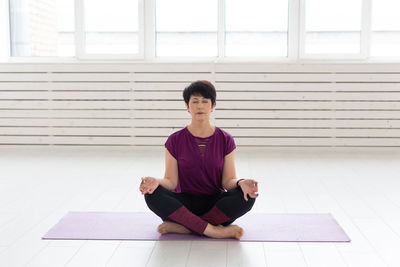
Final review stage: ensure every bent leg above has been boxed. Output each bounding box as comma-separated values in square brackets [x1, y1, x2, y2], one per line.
[144, 186, 208, 234]
[201, 186, 255, 226]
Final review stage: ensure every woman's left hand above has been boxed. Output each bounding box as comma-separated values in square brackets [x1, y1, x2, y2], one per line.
[238, 179, 259, 201]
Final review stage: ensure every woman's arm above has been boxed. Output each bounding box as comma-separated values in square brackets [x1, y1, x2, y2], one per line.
[139, 149, 178, 194]
[160, 149, 179, 190]
[221, 149, 259, 201]
[222, 149, 238, 190]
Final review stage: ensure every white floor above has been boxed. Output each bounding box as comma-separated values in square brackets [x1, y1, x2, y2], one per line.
[1, 146, 400, 267]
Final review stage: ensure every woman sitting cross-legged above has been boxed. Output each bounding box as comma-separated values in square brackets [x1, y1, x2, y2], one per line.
[139, 80, 259, 239]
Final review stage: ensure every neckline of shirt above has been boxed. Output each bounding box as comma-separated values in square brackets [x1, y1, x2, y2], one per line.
[185, 126, 217, 140]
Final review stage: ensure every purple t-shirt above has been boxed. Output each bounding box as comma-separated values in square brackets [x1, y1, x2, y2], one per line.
[165, 126, 236, 195]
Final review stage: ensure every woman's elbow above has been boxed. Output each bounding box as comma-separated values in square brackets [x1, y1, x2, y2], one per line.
[163, 177, 178, 191]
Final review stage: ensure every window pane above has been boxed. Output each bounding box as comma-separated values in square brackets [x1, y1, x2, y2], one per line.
[304, 0, 361, 54]
[156, 0, 218, 57]
[371, 0, 400, 57]
[9, 0, 75, 57]
[225, 0, 288, 57]
[84, 0, 139, 54]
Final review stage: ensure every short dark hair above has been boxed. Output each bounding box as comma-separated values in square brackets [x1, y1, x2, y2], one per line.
[183, 80, 216, 106]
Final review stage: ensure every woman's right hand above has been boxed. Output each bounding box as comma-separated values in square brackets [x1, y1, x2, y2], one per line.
[139, 176, 160, 195]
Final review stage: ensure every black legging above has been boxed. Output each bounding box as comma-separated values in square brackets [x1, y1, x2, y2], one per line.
[144, 185, 255, 235]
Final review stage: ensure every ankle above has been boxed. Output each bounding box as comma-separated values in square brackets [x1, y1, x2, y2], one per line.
[203, 224, 217, 237]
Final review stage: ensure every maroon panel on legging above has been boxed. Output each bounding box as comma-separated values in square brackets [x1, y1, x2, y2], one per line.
[201, 205, 231, 225]
[168, 206, 208, 235]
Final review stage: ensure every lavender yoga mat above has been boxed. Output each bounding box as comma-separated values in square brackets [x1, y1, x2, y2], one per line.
[42, 212, 350, 242]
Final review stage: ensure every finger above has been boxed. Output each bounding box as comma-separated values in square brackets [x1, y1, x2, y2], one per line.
[254, 184, 258, 191]
[250, 192, 259, 198]
[243, 192, 248, 201]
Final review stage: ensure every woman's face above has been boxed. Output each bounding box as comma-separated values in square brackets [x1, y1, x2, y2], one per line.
[186, 95, 215, 121]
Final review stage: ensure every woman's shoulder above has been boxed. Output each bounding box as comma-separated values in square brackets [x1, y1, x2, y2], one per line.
[215, 126, 234, 139]
[165, 127, 188, 153]
[215, 127, 236, 155]
[168, 127, 189, 140]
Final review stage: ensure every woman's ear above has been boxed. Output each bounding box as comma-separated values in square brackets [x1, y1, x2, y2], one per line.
[185, 103, 190, 112]
[212, 103, 216, 112]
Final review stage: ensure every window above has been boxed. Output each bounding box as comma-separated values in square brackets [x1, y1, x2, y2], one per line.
[155, 0, 218, 57]
[5, 0, 400, 60]
[303, 0, 362, 55]
[371, 0, 400, 57]
[225, 0, 288, 57]
[9, 0, 75, 57]
[83, 0, 140, 55]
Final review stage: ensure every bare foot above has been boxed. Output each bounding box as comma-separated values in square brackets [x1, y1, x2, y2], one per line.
[157, 221, 191, 235]
[204, 224, 244, 240]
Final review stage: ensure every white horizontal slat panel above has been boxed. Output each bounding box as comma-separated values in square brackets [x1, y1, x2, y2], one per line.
[125, 128, 400, 137]
[236, 137, 400, 147]
[133, 91, 400, 101]
[1, 118, 399, 129]
[333, 92, 400, 101]
[119, 136, 400, 147]
[127, 100, 400, 110]
[1, 62, 400, 147]
[0, 91, 133, 99]
[133, 91, 337, 100]
[120, 110, 400, 119]
[132, 73, 213, 82]
[0, 73, 132, 82]
[0, 127, 135, 136]
[219, 120, 400, 129]
[3, 133, 398, 146]
[0, 110, 132, 118]
[0, 100, 134, 109]
[214, 63, 400, 73]
[216, 73, 400, 82]
[214, 110, 400, 119]
[0, 82, 132, 91]
[0, 73, 212, 82]
[0, 118, 185, 127]
[0, 136, 133, 145]
[215, 119, 400, 128]
[132, 82, 192, 91]
[2, 127, 391, 138]
[216, 82, 400, 92]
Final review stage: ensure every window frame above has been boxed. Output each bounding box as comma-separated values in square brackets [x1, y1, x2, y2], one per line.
[299, 0, 371, 60]
[75, 0, 145, 60]
[0, 0, 10, 62]
[4, 0, 400, 62]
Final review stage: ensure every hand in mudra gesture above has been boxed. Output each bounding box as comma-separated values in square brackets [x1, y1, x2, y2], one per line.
[238, 179, 259, 201]
[139, 176, 159, 195]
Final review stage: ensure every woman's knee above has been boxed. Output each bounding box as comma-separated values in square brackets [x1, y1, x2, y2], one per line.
[235, 186, 256, 211]
[245, 195, 256, 210]
[144, 185, 164, 203]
